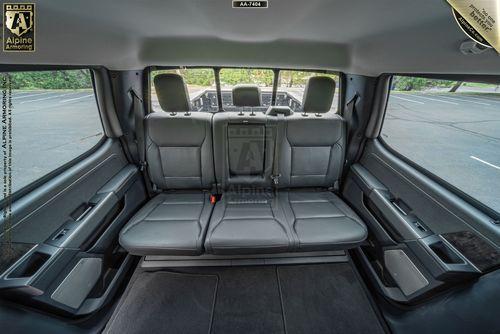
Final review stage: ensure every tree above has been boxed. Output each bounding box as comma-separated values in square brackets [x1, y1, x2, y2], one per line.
[449, 81, 463, 92]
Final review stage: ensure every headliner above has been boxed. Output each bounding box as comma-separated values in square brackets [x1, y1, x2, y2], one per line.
[1, 0, 499, 76]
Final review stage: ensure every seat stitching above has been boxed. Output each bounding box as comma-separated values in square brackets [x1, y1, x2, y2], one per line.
[121, 198, 163, 235]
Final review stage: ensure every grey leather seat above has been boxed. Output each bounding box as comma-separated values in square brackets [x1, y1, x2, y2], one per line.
[204, 85, 296, 254]
[120, 74, 215, 255]
[276, 76, 367, 251]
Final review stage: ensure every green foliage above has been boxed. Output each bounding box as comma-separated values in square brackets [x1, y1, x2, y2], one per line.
[154, 68, 215, 86]
[7, 70, 93, 90]
[220, 68, 274, 86]
[278, 71, 337, 87]
[152, 69, 338, 88]
[393, 76, 455, 91]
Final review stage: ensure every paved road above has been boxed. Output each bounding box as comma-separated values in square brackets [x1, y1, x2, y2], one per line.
[384, 92, 500, 213]
[0, 90, 103, 193]
[0, 89, 498, 214]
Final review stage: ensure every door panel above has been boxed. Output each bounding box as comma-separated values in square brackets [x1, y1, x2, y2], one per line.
[358, 140, 499, 245]
[4, 139, 127, 243]
[0, 139, 147, 316]
[343, 139, 500, 303]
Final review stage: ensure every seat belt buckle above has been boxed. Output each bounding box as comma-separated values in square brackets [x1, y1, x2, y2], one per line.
[210, 195, 217, 205]
[271, 174, 281, 185]
[139, 161, 147, 172]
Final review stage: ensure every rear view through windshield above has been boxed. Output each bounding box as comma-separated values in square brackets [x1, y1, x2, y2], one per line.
[150, 68, 339, 113]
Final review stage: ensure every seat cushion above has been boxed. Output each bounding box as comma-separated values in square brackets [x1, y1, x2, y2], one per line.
[204, 192, 294, 255]
[119, 192, 213, 255]
[279, 190, 367, 251]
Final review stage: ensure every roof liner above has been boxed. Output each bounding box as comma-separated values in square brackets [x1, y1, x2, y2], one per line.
[1, 0, 499, 76]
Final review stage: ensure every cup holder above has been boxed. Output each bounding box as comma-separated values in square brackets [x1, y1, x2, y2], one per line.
[428, 240, 464, 264]
[7, 251, 50, 278]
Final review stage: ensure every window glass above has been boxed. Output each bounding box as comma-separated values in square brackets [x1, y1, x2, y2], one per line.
[277, 71, 339, 112]
[382, 76, 500, 212]
[219, 68, 274, 111]
[151, 68, 217, 112]
[0, 69, 103, 193]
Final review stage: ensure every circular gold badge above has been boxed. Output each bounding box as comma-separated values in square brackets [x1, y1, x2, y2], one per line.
[452, 8, 492, 48]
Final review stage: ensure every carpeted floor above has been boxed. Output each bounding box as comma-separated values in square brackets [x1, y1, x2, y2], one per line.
[104, 263, 385, 334]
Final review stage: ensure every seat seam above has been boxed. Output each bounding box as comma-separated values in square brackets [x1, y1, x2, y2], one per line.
[121, 198, 164, 235]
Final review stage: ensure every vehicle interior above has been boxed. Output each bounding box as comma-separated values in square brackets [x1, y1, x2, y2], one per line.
[1, 1, 499, 333]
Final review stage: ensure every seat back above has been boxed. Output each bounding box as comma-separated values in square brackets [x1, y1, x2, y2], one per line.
[278, 76, 346, 188]
[214, 85, 276, 190]
[147, 73, 214, 190]
[213, 112, 276, 190]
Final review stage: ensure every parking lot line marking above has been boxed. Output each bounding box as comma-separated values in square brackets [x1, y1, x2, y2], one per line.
[392, 95, 425, 104]
[470, 156, 500, 170]
[410, 95, 458, 105]
[59, 94, 94, 103]
[436, 95, 490, 106]
[462, 95, 500, 104]
[13, 92, 33, 97]
[13, 91, 52, 99]
[19, 92, 78, 104]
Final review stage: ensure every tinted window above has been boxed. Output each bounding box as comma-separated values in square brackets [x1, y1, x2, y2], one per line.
[0, 69, 103, 193]
[382, 76, 500, 213]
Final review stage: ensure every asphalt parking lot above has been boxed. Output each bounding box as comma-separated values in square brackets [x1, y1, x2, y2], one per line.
[0, 89, 498, 214]
[383, 92, 500, 213]
[0, 90, 103, 193]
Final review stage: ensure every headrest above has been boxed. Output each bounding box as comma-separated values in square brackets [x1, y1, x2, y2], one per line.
[302, 76, 336, 113]
[266, 106, 293, 116]
[153, 73, 191, 112]
[232, 84, 261, 107]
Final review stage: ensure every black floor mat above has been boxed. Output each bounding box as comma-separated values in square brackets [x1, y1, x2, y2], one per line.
[104, 271, 218, 334]
[211, 267, 284, 333]
[106, 264, 384, 334]
[278, 264, 385, 334]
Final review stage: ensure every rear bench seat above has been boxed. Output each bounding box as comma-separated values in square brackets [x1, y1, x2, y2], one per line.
[120, 75, 367, 256]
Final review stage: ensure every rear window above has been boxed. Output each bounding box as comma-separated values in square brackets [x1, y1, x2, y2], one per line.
[219, 68, 274, 111]
[382, 76, 500, 213]
[151, 68, 218, 112]
[150, 67, 340, 113]
[277, 71, 339, 112]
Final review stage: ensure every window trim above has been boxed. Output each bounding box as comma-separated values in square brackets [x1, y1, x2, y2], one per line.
[0, 67, 107, 208]
[379, 74, 500, 220]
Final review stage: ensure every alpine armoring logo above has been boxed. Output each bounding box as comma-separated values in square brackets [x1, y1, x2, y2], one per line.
[3, 3, 35, 52]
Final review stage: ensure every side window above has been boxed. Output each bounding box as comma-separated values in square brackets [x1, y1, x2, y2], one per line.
[277, 71, 339, 112]
[219, 68, 274, 111]
[382, 75, 500, 213]
[1, 69, 103, 193]
[150, 68, 218, 112]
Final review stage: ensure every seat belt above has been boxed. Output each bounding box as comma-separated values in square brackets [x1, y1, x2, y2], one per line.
[343, 92, 362, 181]
[130, 89, 154, 196]
[271, 113, 285, 189]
